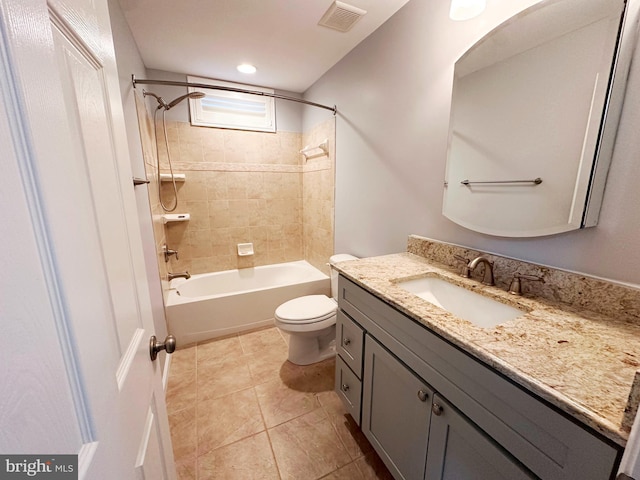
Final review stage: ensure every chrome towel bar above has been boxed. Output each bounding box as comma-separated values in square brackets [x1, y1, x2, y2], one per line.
[460, 177, 543, 186]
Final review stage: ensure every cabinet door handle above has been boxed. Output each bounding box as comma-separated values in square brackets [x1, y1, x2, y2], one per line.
[432, 403, 443, 416]
[341, 384, 350, 392]
[343, 338, 351, 346]
[417, 390, 429, 402]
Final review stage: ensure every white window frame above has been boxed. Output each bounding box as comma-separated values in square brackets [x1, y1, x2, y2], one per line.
[187, 75, 276, 132]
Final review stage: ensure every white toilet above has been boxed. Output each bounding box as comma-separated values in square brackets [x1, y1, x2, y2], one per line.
[274, 254, 358, 365]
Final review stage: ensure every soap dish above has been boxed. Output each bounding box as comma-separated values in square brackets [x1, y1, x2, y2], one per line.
[162, 213, 190, 224]
[237, 243, 254, 256]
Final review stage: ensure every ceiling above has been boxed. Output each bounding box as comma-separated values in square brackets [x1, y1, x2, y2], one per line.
[118, 0, 411, 93]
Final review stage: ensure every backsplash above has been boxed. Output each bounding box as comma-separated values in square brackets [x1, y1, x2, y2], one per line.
[407, 235, 640, 324]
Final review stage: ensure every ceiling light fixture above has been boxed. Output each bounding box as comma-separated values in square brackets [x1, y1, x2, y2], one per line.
[237, 63, 257, 74]
[449, 0, 486, 21]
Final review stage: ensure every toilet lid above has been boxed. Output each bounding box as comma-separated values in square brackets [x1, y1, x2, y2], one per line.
[275, 295, 337, 324]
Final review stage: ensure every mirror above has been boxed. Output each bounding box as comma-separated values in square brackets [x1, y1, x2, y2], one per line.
[443, 0, 637, 237]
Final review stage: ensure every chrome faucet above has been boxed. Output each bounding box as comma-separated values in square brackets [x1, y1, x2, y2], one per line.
[467, 256, 494, 286]
[168, 271, 190, 281]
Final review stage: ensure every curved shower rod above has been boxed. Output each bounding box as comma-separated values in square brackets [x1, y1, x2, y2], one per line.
[131, 75, 337, 115]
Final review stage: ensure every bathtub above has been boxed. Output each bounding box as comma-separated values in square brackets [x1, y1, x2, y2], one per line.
[166, 260, 330, 345]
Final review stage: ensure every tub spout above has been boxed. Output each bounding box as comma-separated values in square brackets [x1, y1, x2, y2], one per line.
[168, 271, 190, 281]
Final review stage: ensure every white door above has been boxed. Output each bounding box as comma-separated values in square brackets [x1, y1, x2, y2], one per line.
[0, 0, 176, 478]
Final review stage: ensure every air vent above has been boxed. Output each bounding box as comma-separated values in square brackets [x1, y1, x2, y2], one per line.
[318, 1, 367, 32]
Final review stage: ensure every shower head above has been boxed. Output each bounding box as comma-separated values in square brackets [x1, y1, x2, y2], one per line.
[142, 90, 169, 110]
[166, 91, 206, 110]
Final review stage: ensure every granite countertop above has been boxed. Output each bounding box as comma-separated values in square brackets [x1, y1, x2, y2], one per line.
[335, 252, 640, 447]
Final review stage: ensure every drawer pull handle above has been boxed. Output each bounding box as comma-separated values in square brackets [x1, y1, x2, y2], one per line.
[432, 403, 443, 416]
[417, 390, 429, 402]
[341, 384, 350, 392]
[343, 338, 351, 346]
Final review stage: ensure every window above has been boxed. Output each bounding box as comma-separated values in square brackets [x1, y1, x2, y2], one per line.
[187, 76, 276, 132]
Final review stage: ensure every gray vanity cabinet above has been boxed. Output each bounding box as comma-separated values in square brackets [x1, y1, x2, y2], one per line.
[362, 335, 433, 480]
[425, 394, 534, 480]
[361, 333, 531, 480]
[335, 275, 621, 480]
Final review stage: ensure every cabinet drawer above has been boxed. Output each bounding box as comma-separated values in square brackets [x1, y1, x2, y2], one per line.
[336, 310, 364, 377]
[338, 275, 620, 480]
[335, 355, 362, 425]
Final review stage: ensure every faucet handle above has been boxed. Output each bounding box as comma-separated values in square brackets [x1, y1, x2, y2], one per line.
[163, 244, 179, 262]
[508, 273, 544, 295]
[453, 254, 471, 278]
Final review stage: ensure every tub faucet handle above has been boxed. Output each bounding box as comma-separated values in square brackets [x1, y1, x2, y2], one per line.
[163, 244, 179, 262]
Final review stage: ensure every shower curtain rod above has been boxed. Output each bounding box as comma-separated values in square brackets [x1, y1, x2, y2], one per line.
[131, 75, 337, 115]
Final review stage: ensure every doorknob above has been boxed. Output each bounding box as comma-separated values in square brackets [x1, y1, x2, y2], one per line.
[149, 334, 176, 361]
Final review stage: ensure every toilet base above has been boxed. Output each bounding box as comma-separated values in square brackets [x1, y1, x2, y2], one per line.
[285, 325, 336, 365]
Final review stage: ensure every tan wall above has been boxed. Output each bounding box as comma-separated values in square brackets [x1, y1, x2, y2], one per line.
[134, 93, 169, 286]
[135, 99, 335, 281]
[302, 117, 336, 275]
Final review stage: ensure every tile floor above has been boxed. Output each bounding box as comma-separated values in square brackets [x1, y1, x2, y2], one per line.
[166, 326, 393, 480]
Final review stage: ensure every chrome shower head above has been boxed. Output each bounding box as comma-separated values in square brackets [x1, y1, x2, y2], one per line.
[142, 90, 169, 110]
[166, 91, 206, 110]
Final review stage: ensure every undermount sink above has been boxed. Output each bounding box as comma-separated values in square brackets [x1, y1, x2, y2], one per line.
[397, 276, 527, 328]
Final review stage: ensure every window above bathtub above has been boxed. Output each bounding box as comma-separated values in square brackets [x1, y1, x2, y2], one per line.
[187, 75, 276, 132]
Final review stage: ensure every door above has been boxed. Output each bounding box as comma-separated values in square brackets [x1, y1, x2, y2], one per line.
[362, 335, 433, 480]
[0, 0, 176, 478]
[425, 394, 535, 480]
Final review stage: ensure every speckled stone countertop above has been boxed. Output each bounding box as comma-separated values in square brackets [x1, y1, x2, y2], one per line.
[334, 246, 640, 447]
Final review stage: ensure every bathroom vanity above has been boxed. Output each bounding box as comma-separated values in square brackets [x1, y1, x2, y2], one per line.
[333, 237, 640, 480]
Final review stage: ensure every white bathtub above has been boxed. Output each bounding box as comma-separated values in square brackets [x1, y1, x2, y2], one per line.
[166, 260, 330, 345]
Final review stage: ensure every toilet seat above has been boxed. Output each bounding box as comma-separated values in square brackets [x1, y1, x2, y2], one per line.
[274, 295, 337, 325]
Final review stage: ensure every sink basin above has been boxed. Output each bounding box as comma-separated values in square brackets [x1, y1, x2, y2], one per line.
[398, 276, 526, 328]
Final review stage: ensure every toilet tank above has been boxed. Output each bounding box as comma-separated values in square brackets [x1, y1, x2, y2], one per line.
[329, 254, 358, 299]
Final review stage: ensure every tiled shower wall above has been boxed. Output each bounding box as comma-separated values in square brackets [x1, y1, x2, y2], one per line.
[302, 120, 335, 274]
[135, 93, 169, 283]
[135, 91, 335, 287]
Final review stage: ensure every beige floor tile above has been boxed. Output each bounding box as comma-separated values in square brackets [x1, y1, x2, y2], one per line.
[197, 335, 243, 366]
[175, 459, 196, 480]
[280, 357, 335, 393]
[245, 343, 290, 385]
[321, 461, 364, 479]
[171, 345, 197, 372]
[318, 391, 373, 460]
[197, 387, 265, 455]
[269, 408, 352, 480]
[166, 365, 197, 414]
[168, 406, 197, 463]
[255, 377, 321, 428]
[354, 452, 394, 480]
[197, 431, 280, 480]
[197, 356, 253, 402]
[239, 326, 286, 354]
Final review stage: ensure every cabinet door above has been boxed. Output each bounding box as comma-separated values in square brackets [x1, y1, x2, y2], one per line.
[362, 335, 433, 480]
[426, 394, 535, 480]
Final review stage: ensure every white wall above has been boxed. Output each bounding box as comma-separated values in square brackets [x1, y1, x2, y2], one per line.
[108, 0, 169, 345]
[144, 69, 304, 132]
[303, 0, 640, 285]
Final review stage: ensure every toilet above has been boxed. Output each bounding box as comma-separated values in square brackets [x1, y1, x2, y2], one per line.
[274, 254, 358, 365]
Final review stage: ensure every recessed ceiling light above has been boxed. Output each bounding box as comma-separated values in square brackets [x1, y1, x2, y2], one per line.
[237, 63, 257, 74]
[449, 0, 486, 21]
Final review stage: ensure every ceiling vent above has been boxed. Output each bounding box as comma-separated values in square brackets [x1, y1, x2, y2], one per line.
[318, 1, 367, 32]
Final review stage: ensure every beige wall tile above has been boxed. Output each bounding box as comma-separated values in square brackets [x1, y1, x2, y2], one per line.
[136, 113, 331, 278]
